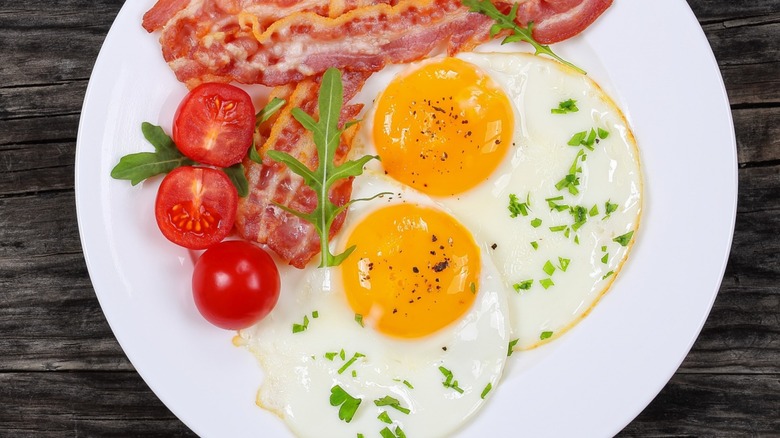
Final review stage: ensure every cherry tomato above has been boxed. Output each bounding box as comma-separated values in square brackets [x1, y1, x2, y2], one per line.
[192, 240, 281, 330]
[155, 166, 237, 250]
[173, 82, 255, 168]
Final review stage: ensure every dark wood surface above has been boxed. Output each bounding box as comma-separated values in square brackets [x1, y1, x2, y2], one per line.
[1, 0, 777, 436]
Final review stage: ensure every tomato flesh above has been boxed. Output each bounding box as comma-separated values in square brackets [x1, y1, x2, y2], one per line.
[173, 83, 255, 168]
[155, 166, 237, 249]
[192, 240, 281, 330]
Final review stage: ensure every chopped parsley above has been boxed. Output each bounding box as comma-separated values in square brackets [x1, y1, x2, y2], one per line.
[325, 352, 338, 361]
[543, 260, 556, 276]
[374, 395, 411, 414]
[601, 253, 609, 264]
[602, 270, 614, 280]
[545, 195, 569, 212]
[508, 193, 530, 217]
[604, 200, 618, 219]
[292, 315, 309, 333]
[540, 278, 554, 289]
[378, 411, 393, 424]
[329, 385, 362, 423]
[380, 426, 407, 438]
[551, 98, 579, 114]
[558, 257, 571, 272]
[481, 382, 493, 399]
[540, 331, 554, 340]
[393, 379, 414, 389]
[508, 339, 519, 356]
[337, 352, 365, 374]
[531, 218, 542, 228]
[355, 313, 364, 327]
[513, 279, 533, 292]
[530, 241, 539, 250]
[589, 204, 599, 217]
[438, 366, 465, 394]
[613, 230, 634, 247]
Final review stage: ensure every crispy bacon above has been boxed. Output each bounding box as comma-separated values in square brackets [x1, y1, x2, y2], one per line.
[144, 0, 396, 88]
[146, 0, 611, 88]
[235, 71, 371, 268]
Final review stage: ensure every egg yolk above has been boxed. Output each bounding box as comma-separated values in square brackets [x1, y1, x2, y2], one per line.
[340, 204, 480, 338]
[372, 57, 514, 197]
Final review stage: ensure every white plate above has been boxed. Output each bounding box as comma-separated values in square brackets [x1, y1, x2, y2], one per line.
[75, 1, 736, 436]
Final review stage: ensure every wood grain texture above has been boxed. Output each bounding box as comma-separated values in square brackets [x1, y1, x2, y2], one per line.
[0, 0, 777, 436]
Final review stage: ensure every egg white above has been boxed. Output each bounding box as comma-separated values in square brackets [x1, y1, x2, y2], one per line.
[237, 172, 510, 438]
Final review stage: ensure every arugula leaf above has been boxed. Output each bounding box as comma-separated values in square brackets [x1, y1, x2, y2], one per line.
[329, 385, 362, 423]
[462, 0, 586, 74]
[256, 97, 286, 126]
[266, 68, 382, 267]
[110, 122, 195, 185]
[222, 163, 249, 197]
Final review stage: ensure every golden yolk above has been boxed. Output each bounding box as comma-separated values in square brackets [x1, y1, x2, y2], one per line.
[340, 204, 480, 338]
[372, 57, 514, 197]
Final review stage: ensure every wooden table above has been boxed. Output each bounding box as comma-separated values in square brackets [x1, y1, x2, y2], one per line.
[1, 0, 777, 436]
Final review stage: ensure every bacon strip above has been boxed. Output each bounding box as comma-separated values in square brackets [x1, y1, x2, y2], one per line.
[146, 0, 611, 88]
[144, 0, 396, 88]
[235, 71, 371, 268]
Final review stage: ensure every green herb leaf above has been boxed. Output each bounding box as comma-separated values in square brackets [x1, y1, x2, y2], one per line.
[378, 411, 393, 424]
[601, 253, 609, 264]
[329, 385, 362, 423]
[292, 315, 309, 333]
[325, 352, 338, 361]
[355, 313, 364, 327]
[508, 339, 519, 356]
[589, 204, 599, 217]
[248, 141, 263, 164]
[438, 366, 465, 394]
[530, 241, 539, 250]
[597, 127, 610, 139]
[110, 122, 195, 185]
[513, 279, 533, 292]
[540, 278, 554, 289]
[558, 257, 570, 272]
[266, 68, 381, 267]
[481, 382, 493, 399]
[374, 395, 411, 414]
[256, 97, 286, 126]
[543, 260, 556, 276]
[223, 162, 249, 197]
[461, 0, 585, 74]
[380, 427, 407, 438]
[338, 352, 366, 375]
[312, 310, 319, 318]
[613, 230, 634, 247]
[604, 200, 619, 219]
[602, 270, 614, 280]
[540, 331, 553, 340]
[508, 193, 529, 217]
[551, 98, 579, 114]
[530, 218, 542, 228]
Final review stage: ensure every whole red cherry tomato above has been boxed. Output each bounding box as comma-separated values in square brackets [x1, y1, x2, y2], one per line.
[173, 82, 255, 168]
[154, 166, 237, 250]
[192, 240, 281, 330]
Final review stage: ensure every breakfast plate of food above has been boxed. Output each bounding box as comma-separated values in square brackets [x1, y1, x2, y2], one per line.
[75, 0, 736, 436]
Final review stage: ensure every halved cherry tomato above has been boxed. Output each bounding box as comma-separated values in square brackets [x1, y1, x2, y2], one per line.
[192, 240, 281, 330]
[154, 166, 237, 249]
[172, 83, 255, 168]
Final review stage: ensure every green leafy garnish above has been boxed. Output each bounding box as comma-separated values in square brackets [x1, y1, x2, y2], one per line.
[540, 278, 554, 289]
[530, 241, 539, 250]
[355, 313, 364, 327]
[292, 315, 309, 333]
[551, 99, 579, 114]
[604, 200, 619, 219]
[438, 366, 465, 394]
[602, 270, 614, 280]
[462, 0, 585, 74]
[329, 385, 362, 423]
[380, 426, 407, 438]
[543, 260, 556, 276]
[601, 253, 609, 264]
[530, 218, 542, 228]
[613, 230, 634, 247]
[110, 122, 195, 185]
[337, 352, 365, 375]
[325, 352, 338, 361]
[513, 279, 533, 292]
[508, 193, 530, 217]
[558, 257, 570, 272]
[256, 97, 286, 126]
[540, 331, 553, 340]
[374, 396, 411, 414]
[589, 204, 599, 217]
[508, 339, 519, 356]
[266, 68, 382, 267]
[378, 411, 393, 424]
[223, 162, 249, 197]
[481, 382, 493, 399]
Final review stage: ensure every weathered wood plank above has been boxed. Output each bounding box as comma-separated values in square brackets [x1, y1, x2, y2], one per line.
[0, 142, 75, 195]
[687, 0, 780, 22]
[620, 374, 780, 436]
[0, 372, 196, 437]
[0, 81, 87, 120]
[0, 252, 132, 371]
[0, 113, 78, 146]
[735, 107, 780, 165]
[0, 191, 82, 257]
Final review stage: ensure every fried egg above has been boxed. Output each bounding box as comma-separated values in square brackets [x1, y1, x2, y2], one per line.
[359, 53, 642, 351]
[237, 174, 510, 438]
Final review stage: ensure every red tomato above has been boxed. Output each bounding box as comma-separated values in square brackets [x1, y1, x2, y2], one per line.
[192, 240, 281, 330]
[155, 166, 237, 250]
[173, 83, 255, 168]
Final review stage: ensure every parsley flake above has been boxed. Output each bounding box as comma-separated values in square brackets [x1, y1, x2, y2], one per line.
[329, 385, 362, 423]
